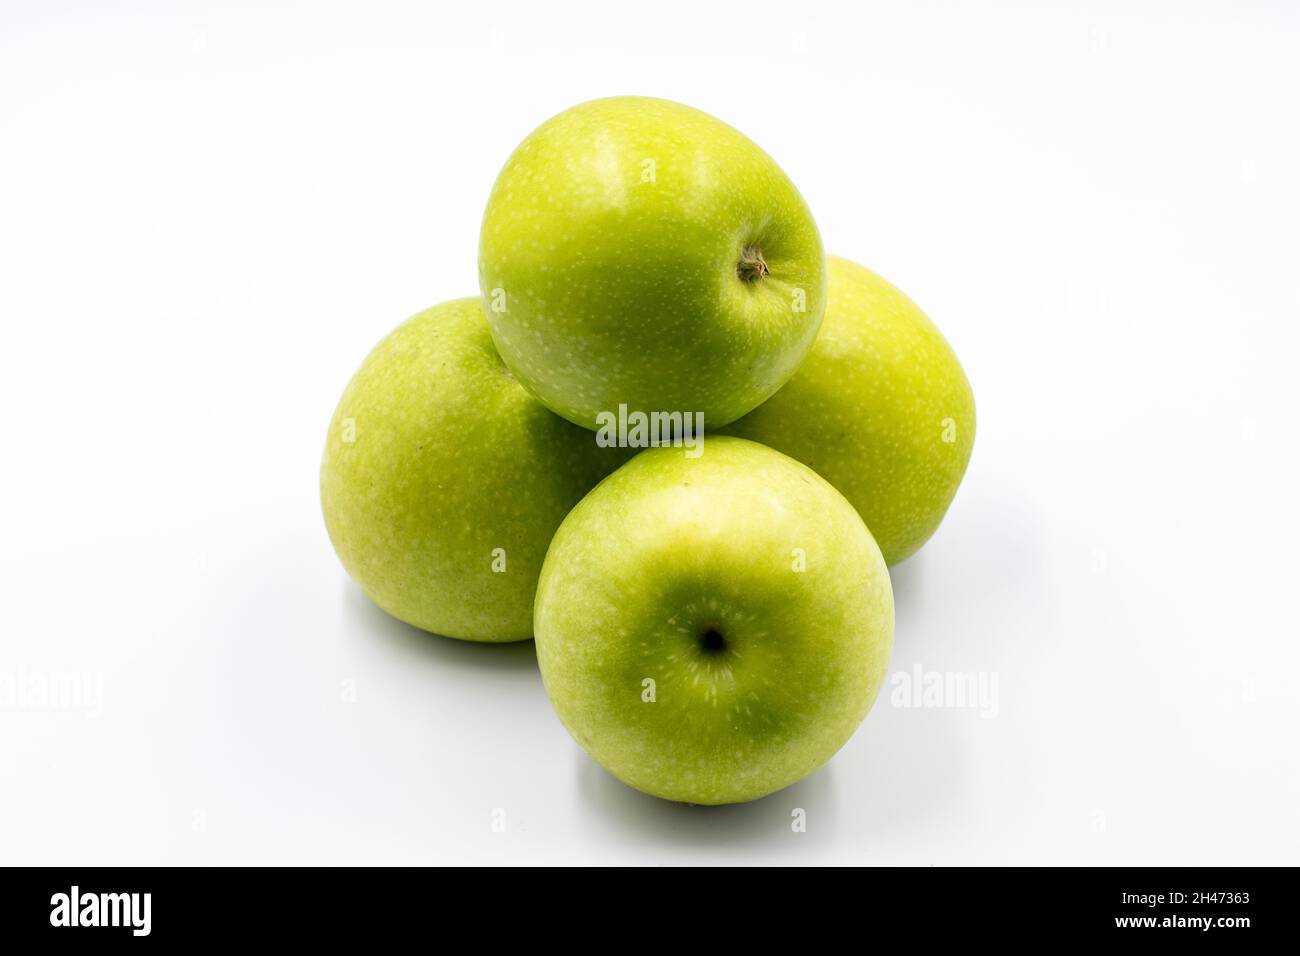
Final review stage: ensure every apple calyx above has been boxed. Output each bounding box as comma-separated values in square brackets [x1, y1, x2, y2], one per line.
[736, 245, 769, 283]
[698, 627, 728, 654]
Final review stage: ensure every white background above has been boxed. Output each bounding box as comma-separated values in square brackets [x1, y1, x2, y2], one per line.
[2, 0, 1297, 865]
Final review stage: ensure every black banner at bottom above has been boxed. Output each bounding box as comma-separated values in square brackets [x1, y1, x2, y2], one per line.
[0, 866, 1289, 943]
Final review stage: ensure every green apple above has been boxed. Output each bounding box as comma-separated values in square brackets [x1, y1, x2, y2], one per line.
[534, 436, 893, 804]
[478, 96, 827, 431]
[724, 255, 976, 565]
[320, 298, 630, 641]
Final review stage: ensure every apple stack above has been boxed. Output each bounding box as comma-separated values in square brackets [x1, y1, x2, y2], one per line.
[321, 97, 975, 805]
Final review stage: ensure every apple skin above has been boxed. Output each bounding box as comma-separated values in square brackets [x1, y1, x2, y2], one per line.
[534, 437, 894, 804]
[320, 298, 631, 641]
[724, 255, 976, 565]
[478, 96, 827, 431]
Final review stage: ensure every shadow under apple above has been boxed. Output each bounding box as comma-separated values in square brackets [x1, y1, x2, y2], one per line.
[574, 751, 839, 849]
[888, 549, 928, 622]
[342, 579, 539, 673]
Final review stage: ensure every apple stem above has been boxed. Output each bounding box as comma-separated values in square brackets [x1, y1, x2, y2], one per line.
[736, 246, 769, 283]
